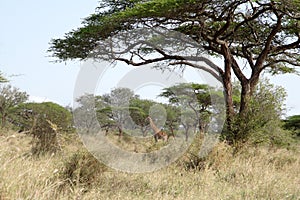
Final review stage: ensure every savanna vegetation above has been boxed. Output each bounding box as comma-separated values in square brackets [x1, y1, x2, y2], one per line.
[1, 119, 300, 199]
[1, 0, 300, 199]
[1, 72, 299, 199]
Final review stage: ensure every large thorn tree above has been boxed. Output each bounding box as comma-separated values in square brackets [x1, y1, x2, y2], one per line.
[49, 0, 300, 142]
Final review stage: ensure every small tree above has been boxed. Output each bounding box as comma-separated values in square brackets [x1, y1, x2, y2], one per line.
[103, 88, 136, 137]
[129, 98, 154, 136]
[164, 104, 180, 138]
[0, 84, 28, 128]
[74, 94, 99, 134]
[94, 95, 119, 135]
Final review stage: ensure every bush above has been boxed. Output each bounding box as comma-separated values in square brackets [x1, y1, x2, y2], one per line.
[283, 115, 300, 137]
[11, 102, 73, 155]
[225, 79, 292, 147]
[58, 150, 107, 188]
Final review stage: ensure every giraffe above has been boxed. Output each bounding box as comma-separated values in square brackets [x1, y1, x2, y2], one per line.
[146, 116, 168, 142]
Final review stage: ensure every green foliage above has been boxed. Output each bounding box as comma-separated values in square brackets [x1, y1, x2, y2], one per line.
[103, 88, 136, 135]
[49, 0, 300, 71]
[95, 95, 116, 132]
[129, 98, 154, 136]
[11, 102, 73, 155]
[160, 83, 219, 133]
[249, 120, 294, 148]
[164, 104, 180, 129]
[0, 84, 28, 127]
[75, 91, 135, 136]
[12, 102, 72, 132]
[226, 79, 290, 146]
[283, 115, 300, 137]
[79, 88, 182, 138]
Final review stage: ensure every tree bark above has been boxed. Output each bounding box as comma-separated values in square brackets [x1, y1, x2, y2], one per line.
[221, 43, 235, 134]
[239, 71, 260, 116]
[1, 113, 6, 128]
[223, 78, 235, 127]
[117, 125, 123, 138]
[239, 80, 251, 116]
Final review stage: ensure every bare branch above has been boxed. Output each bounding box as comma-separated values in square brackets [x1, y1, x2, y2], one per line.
[271, 38, 300, 53]
[262, 59, 300, 71]
[115, 56, 169, 66]
[242, 44, 254, 69]
[169, 61, 223, 83]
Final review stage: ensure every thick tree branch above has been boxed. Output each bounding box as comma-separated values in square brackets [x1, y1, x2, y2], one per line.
[254, 13, 283, 71]
[169, 61, 223, 82]
[262, 59, 300, 71]
[223, 5, 273, 39]
[242, 44, 254, 69]
[271, 38, 300, 53]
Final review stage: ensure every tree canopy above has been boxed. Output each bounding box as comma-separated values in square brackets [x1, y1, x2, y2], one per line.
[160, 83, 213, 132]
[50, 0, 300, 71]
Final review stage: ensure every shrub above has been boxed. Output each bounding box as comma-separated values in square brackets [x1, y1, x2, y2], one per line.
[11, 102, 73, 155]
[225, 79, 292, 147]
[58, 150, 107, 188]
[283, 115, 300, 137]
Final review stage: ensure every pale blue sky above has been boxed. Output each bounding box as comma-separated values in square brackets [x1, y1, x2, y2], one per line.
[0, 1, 299, 117]
[0, 0, 98, 105]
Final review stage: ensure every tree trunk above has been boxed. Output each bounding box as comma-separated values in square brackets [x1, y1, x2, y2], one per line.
[117, 125, 123, 138]
[1, 113, 6, 128]
[221, 77, 237, 145]
[239, 81, 251, 116]
[169, 124, 174, 137]
[185, 126, 190, 142]
[233, 75, 260, 143]
[221, 42, 263, 144]
[223, 78, 235, 128]
[239, 73, 260, 116]
[221, 43, 235, 137]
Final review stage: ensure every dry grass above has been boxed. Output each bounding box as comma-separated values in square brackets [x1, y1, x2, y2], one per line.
[0, 130, 299, 200]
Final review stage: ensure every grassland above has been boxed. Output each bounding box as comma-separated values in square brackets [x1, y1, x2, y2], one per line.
[0, 130, 299, 200]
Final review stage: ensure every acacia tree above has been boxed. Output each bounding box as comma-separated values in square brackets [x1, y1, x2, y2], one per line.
[129, 98, 154, 136]
[49, 0, 300, 143]
[102, 88, 137, 137]
[74, 94, 100, 134]
[160, 83, 212, 134]
[95, 95, 116, 135]
[164, 104, 181, 138]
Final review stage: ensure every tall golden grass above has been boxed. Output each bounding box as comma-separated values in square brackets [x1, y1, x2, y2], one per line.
[0, 130, 299, 200]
